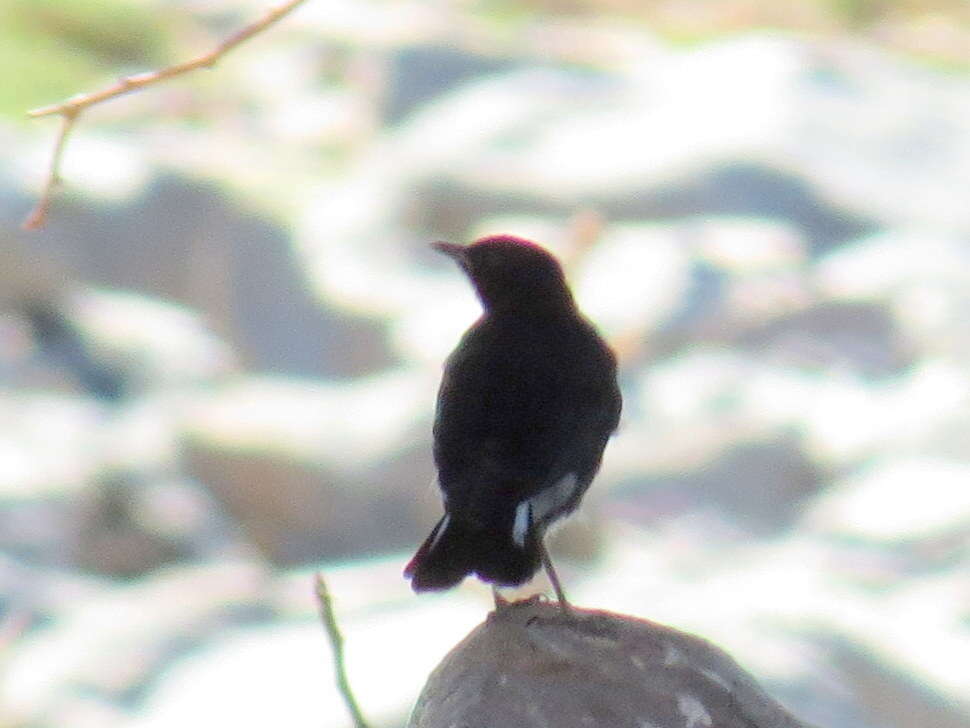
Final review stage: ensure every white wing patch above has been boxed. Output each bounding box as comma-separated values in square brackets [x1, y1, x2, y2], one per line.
[512, 502, 531, 546]
[512, 473, 581, 547]
[530, 472, 580, 524]
[429, 514, 450, 551]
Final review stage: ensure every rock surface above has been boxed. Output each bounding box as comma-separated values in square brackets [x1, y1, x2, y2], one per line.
[409, 599, 814, 728]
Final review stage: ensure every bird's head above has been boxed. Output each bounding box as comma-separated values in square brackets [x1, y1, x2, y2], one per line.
[433, 235, 574, 315]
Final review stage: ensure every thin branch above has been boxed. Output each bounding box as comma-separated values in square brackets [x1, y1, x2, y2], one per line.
[314, 572, 371, 728]
[23, 111, 80, 230]
[23, 0, 310, 230]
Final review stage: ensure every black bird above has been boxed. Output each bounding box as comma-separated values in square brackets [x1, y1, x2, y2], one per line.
[405, 235, 621, 609]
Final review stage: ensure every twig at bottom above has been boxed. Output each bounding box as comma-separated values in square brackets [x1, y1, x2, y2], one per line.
[314, 572, 371, 728]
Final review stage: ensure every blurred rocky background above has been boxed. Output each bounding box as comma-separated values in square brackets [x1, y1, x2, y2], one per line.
[1, 1, 968, 727]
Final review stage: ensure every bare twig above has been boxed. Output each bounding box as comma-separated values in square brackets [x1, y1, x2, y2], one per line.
[22, 111, 80, 230]
[23, 0, 310, 230]
[314, 572, 371, 728]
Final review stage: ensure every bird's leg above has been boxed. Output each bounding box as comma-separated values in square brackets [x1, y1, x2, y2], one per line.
[537, 536, 574, 617]
[491, 585, 510, 611]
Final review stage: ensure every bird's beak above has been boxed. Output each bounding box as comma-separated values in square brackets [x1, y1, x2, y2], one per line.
[431, 241, 469, 266]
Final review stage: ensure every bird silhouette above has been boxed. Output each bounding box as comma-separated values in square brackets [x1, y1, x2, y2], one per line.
[405, 235, 621, 611]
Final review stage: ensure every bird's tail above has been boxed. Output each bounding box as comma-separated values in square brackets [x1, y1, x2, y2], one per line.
[404, 513, 539, 591]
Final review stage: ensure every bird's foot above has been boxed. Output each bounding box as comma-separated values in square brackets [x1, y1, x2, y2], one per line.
[491, 586, 511, 611]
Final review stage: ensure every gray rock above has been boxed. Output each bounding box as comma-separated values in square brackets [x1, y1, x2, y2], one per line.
[409, 599, 816, 728]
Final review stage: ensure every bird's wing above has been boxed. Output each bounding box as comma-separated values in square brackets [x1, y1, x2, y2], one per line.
[433, 319, 620, 520]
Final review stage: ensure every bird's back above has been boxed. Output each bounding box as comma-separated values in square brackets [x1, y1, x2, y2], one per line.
[433, 310, 620, 525]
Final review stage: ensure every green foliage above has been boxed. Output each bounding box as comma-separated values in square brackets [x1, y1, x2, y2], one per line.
[0, 0, 167, 117]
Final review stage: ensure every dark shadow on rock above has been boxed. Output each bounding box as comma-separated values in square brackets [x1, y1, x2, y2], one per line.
[415, 161, 876, 255]
[384, 46, 521, 124]
[11, 175, 396, 379]
[632, 163, 876, 256]
[614, 436, 824, 536]
[737, 300, 913, 378]
[20, 300, 129, 401]
[184, 436, 435, 565]
[820, 634, 970, 728]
